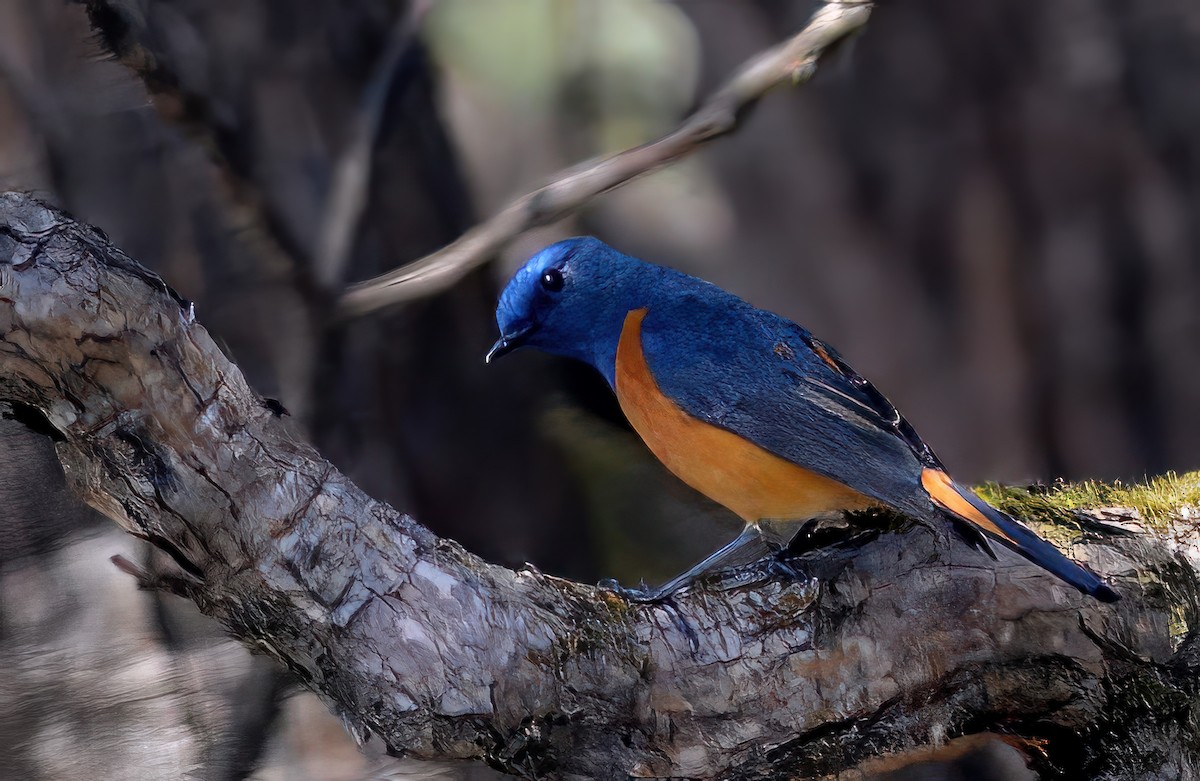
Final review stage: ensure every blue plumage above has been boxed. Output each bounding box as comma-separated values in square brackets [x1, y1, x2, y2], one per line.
[490, 237, 1118, 603]
[637, 290, 933, 520]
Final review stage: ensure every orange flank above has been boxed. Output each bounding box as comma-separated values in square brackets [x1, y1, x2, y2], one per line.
[614, 308, 875, 523]
[920, 468, 1017, 545]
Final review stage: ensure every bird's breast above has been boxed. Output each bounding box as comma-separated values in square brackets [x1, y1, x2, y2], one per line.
[612, 308, 873, 523]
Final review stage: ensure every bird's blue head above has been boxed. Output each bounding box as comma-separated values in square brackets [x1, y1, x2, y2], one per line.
[488, 237, 653, 383]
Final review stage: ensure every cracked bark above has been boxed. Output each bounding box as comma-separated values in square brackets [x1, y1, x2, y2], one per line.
[1, 191, 1197, 780]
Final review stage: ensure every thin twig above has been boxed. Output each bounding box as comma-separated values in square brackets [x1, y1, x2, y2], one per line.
[337, 0, 873, 319]
[111, 554, 203, 599]
[314, 0, 433, 290]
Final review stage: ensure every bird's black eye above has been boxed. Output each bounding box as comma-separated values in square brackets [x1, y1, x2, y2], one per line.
[540, 268, 564, 292]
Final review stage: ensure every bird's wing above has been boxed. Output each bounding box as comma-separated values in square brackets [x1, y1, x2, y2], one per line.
[638, 300, 937, 515]
[634, 297, 1121, 601]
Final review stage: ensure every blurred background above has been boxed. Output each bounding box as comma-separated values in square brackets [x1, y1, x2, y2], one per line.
[0, 0, 1196, 778]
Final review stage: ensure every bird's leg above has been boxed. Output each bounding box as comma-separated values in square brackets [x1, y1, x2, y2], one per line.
[599, 523, 767, 603]
[756, 519, 791, 552]
[759, 519, 810, 582]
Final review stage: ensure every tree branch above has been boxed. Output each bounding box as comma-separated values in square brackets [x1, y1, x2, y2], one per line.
[2, 192, 1197, 779]
[336, 0, 874, 319]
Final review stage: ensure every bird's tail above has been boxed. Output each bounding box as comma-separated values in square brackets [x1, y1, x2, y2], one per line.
[921, 468, 1119, 602]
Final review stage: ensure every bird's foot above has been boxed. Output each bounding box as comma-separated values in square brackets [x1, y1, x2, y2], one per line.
[598, 578, 700, 651]
[596, 577, 673, 604]
[706, 553, 807, 592]
[767, 552, 806, 582]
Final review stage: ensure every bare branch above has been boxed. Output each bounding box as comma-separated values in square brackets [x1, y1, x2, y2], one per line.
[336, 0, 874, 319]
[2, 192, 1197, 779]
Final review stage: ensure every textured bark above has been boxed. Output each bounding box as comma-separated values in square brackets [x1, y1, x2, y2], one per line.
[2, 191, 1198, 779]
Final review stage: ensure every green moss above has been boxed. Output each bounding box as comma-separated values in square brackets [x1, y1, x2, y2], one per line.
[974, 470, 1200, 536]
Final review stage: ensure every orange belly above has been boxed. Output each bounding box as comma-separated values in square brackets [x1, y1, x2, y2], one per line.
[613, 308, 874, 523]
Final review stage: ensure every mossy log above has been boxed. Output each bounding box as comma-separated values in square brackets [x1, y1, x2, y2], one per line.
[1, 192, 1197, 779]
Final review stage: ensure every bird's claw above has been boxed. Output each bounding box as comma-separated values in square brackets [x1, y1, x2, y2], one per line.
[598, 579, 699, 652]
[597, 577, 668, 604]
[767, 555, 805, 582]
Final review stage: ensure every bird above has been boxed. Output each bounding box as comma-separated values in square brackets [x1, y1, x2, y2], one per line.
[487, 237, 1119, 603]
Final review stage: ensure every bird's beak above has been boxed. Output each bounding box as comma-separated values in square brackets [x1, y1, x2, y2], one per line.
[486, 322, 537, 363]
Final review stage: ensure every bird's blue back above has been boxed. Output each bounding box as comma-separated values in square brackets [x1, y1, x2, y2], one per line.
[490, 237, 1120, 602]
[633, 284, 934, 518]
